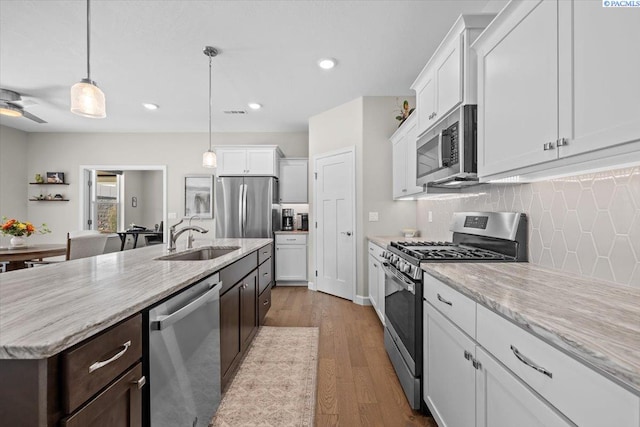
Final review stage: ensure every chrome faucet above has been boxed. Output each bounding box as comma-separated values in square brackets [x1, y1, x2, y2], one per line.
[167, 219, 209, 252]
[187, 215, 201, 249]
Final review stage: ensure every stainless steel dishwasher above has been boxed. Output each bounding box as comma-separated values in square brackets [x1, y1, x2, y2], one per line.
[147, 273, 222, 427]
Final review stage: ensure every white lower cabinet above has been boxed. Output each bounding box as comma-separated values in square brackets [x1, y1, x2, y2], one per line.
[475, 346, 571, 427]
[275, 234, 307, 281]
[422, 273, 640, 427]
[367, 242, 385, 324]
[423, 302, 476, 427]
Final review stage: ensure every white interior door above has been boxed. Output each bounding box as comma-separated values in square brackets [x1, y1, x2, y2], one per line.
[314, 148, 355, 301]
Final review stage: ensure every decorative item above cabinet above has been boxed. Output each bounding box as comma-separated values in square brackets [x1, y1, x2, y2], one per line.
[214, 145, 283, 177]
[410, 14, 495, 138]
[473, 0, 640, 182]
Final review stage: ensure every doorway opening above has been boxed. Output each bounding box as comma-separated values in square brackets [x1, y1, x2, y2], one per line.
[79, 165, 168, 245]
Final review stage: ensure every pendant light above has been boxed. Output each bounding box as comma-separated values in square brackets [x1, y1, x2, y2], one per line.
[70, 0, 106, 118]
[202, 46, 219, 168]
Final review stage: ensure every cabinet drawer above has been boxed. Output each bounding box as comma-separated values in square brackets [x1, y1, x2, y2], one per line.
[368, 241, 385, 262]
[62, 314, 142, 414]
[275, 234, 307, 245]
[258, 244, 272, 265]
[258, 258, 272, 294]
[61, 363, 143, 427]
[477, 305, 639, 427]
[423, 273, 476, 338]
[258, 285, 272, 325]
[220, 251, 258, 295]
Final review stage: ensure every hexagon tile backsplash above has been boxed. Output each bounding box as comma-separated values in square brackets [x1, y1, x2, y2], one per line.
[416, 166, 640, 288]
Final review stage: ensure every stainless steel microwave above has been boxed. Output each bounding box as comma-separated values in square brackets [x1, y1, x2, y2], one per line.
[416, 105, 478, 189]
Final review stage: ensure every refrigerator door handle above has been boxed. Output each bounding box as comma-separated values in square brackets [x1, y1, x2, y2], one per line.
[242, 183, 248, 237]
[238, 184, 244, 236]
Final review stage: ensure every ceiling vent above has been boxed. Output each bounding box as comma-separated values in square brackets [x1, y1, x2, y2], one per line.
[223, 110, 247, 115]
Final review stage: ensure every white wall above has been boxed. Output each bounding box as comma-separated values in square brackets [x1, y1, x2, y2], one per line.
[142, 170, 163, 229]
[308, 97, 417, 299]
[24, 131, 308, 244]
[0, 125, 28, 246]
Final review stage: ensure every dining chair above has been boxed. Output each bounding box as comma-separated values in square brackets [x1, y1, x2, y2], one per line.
[27, 231, 109, 267]
[0, 262, 8, 273]
[144, 220, 164, 246]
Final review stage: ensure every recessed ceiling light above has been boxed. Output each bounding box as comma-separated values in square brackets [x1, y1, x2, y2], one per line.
[248, 103, 262, 110]
[318, 58, 337, 70]
[142, 103, 159, 110]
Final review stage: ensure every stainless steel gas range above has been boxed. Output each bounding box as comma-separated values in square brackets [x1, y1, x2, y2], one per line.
[381, 212, 528, 410]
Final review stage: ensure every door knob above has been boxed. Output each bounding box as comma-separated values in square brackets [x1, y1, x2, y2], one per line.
[341, 231, 352, 236]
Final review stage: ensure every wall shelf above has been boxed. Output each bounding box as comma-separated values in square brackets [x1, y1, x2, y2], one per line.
[29, 182, 70, 185]
[29, 198, 70, 202]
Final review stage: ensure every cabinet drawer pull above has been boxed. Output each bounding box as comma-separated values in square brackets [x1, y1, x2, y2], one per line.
[89, 340, 131, 373]
[132, 375, 146, 389]
[510, 345, 553, 378]
[263, 300, 269, 306]
[437, 293, 453, 306]
[263, 250, 268, 254]
[543, 142, 555, 151]
[286, 238, 296, 241]
[263, 272, 269, 276]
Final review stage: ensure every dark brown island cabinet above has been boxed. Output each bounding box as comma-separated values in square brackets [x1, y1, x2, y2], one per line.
[0, 243, 273, 426]
[219, 243, 273, 390]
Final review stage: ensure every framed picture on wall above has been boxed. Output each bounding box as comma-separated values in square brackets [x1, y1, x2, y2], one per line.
[46, 172, 65, 183]
[185, 175, 214, 219]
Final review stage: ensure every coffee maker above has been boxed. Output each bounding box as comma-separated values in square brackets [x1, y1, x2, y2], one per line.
[282, 209, 295, 231]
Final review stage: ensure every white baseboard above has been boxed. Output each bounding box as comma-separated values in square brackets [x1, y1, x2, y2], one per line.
[353, 295, 371, 306]
[307, 281, 317, 291]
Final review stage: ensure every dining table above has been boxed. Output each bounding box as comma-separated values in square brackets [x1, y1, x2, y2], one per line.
[116, 229, 163, 251]
[0, 243, 67, 271]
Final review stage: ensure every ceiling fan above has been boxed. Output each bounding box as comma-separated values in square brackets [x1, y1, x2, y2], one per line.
[0, 89, 47, 123]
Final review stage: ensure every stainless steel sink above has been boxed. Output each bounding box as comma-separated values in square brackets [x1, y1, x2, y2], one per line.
[156, 246, 240, 261]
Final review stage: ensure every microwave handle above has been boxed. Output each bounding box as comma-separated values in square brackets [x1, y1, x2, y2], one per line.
[441, 129, 452, 168]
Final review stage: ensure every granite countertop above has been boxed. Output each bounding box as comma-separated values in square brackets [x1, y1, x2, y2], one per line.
[368, 235, 422, 247]
[274, 230, 309, 235]
[0, 238, 272, 360]
[422, 262, 640, 395]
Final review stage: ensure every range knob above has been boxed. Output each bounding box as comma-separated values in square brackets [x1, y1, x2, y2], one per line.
[400, 262, 411, 273]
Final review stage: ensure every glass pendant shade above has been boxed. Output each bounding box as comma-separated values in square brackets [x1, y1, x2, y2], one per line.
[203, 150, 217, 168]
[70, 79, 106, 118]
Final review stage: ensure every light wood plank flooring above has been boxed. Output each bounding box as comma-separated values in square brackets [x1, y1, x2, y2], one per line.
[264, 286, 436, 427]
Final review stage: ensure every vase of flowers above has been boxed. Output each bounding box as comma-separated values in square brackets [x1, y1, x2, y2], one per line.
[1, 217, 51, 247]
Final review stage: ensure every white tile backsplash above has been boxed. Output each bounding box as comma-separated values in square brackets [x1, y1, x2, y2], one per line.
[416, 166, 640, 288]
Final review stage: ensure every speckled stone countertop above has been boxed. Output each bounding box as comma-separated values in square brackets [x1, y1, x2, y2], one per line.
[0, 238, 271, 360]
[422, 262, 640, 395]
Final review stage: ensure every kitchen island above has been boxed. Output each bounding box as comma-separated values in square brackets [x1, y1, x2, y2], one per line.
[0, 238, 272, 426]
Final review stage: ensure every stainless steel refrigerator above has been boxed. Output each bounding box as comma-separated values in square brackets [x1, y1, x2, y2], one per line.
[215, 176, 281, 238]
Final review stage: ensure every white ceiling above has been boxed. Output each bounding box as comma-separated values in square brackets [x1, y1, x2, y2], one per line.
[0, 0, 490, 133]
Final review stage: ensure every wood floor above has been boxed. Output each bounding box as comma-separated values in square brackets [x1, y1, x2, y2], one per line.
[264, 286, 436, 427]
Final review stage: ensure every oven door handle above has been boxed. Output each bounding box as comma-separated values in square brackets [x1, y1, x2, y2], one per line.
[382, 262, 415, 295]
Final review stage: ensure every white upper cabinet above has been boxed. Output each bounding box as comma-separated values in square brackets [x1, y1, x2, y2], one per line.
[279, 158, 308, 203]
[215, 146, 282, 176]
[390, 114, 422, 199]
[411, 14, 495, 137]
[475, 0, 559, 177]
[558, 0, 640, 159]
[474, 0, 640, 182]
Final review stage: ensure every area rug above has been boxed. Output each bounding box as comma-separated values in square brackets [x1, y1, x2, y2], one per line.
[210, 326, 319, 427]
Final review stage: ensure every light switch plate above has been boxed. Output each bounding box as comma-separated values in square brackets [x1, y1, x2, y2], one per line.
[369, 212, 379, 222]
[168, 212, 177, 219]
